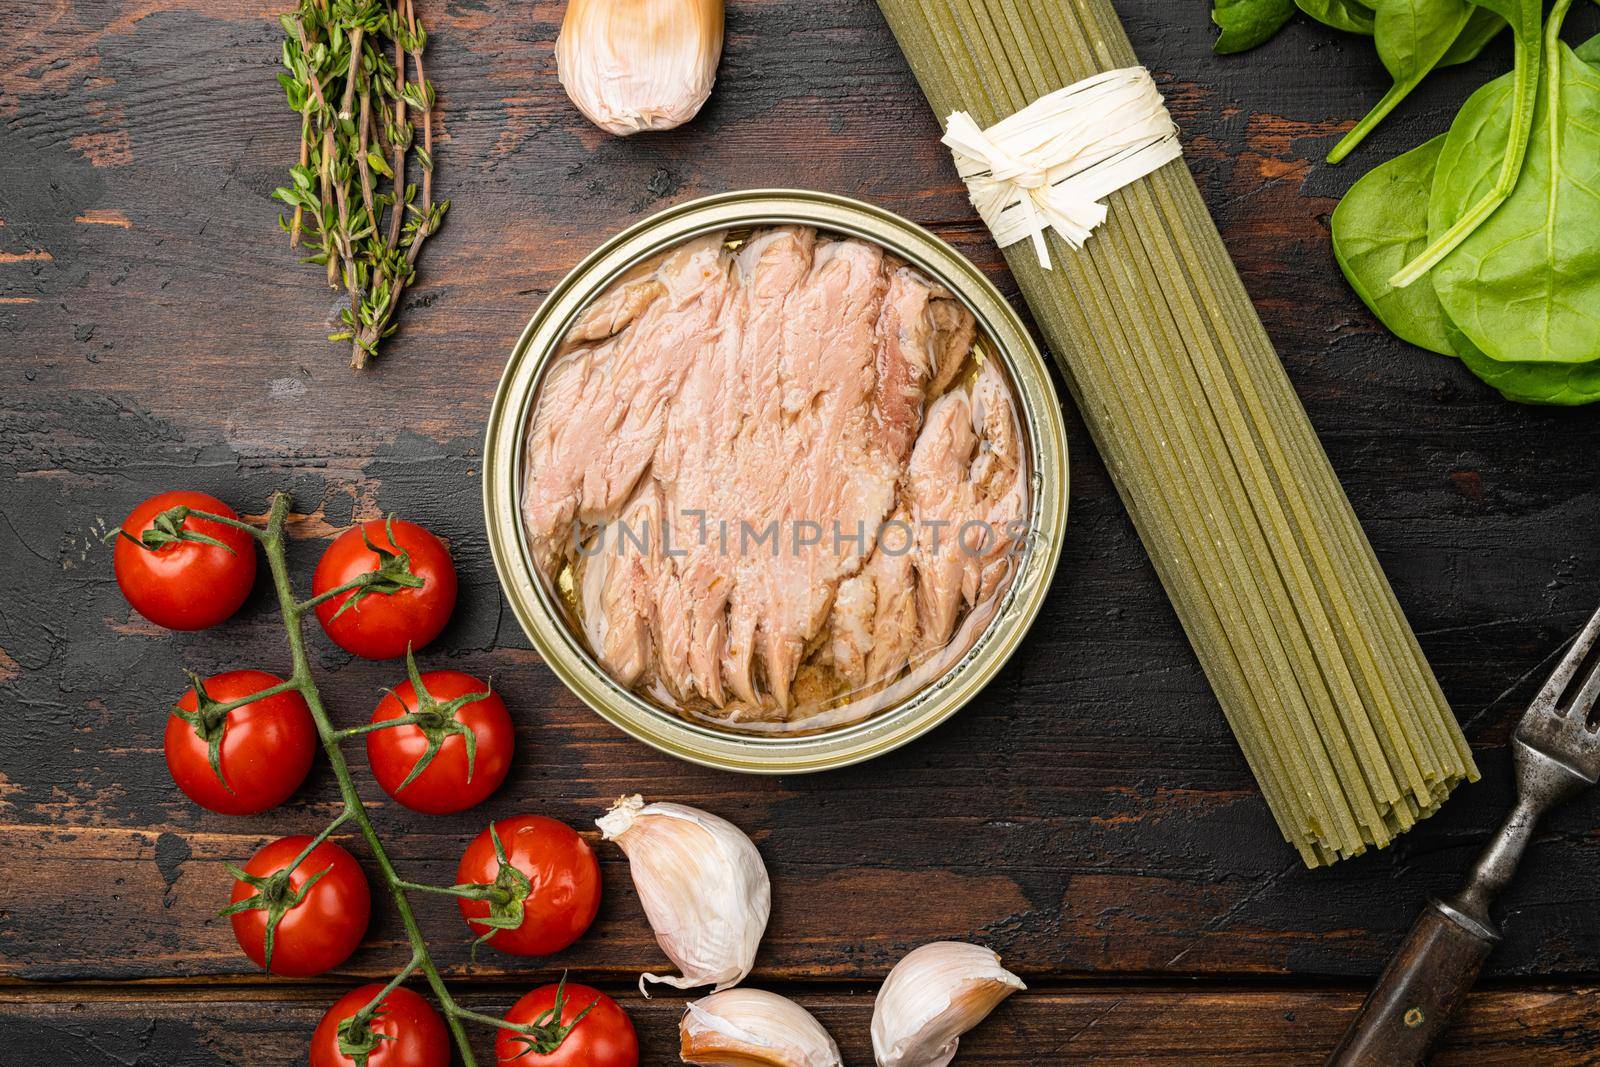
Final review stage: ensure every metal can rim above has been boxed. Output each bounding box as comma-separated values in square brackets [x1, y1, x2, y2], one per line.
[482, 189, 1069, 774]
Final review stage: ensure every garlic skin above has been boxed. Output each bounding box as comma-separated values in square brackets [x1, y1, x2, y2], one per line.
[556, 0, 725, 136]
[870, 942, 1025, 1067]
[680, 988, 843, 1067]
[598, 794, 770, 994]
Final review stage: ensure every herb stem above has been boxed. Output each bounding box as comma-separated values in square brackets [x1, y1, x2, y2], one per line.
[274, 0, 443, 368]
[319, 125, 338, 288]
[357, 85, 377, 226]
[292, 112, 310, 246]
[407, 0, 433, 222]
[340, 26, 365, 121]
[388, 23, 408, 250]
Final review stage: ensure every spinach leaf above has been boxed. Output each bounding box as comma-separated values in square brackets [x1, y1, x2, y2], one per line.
[1333, 31, 1600, 404]
[1334, 138, 1600, 405]
[1331, 136, 1457, 355]
[1439, 7, 1505, 64]
[1453, 326, 1600, 405]
[1389, 0, 1547, 287]
[1213, 0, 1298, 52]
[1326, 0, 1495, 164]
[1297, 0, 1377, 34]
[1432, 15, 1600, 363]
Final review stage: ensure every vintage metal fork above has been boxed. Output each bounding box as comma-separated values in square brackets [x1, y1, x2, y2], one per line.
[1329, 601, 1600, 1067]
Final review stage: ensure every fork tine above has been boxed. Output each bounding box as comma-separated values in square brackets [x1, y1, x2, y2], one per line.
[1531, 601, 1600, 714]
[1569, 639, 1600, 721]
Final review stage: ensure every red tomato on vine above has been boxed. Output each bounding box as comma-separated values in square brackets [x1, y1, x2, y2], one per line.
[496, 980, 637, 1067]
[226, 835, 370, 977]
[366, 654, 513, 815]
[456, 816, 601, 957]
[312, 517, 457, 660]
[310, 984, 450, 1067]
[165, 669, 316, 816]
[112, 490, 257, 630]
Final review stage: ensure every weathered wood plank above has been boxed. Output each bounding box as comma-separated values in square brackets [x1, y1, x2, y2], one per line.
[3, 0, 1600, 998]
[4, 983, 1597, 1066]
[3, 319, 1597, 981]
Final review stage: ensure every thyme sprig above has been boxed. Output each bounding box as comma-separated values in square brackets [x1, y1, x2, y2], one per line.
[273, 0, 448, 369]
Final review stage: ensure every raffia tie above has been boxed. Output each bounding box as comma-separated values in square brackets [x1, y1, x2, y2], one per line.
[942, 66, 1182, 269]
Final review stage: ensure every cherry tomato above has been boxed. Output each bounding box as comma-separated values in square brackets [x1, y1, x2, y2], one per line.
[165, 669, 316, 816]
[229, 835, 370, 977]
[366, 669, 513, 814]
[113, 490, 256, 630]
[312, 518, 457, 660]
[456, 816, 600, 957]
[310, 984, 450, 1067]
[496, 982, 637, 1067]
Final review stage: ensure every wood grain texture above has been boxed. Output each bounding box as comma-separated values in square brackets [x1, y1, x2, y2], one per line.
[3, 983, 1597, 1066]
[5, 0, 1600, 1061]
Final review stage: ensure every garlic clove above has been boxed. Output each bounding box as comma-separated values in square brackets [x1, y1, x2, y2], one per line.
[870, 941, 1025, 1067]
[598, 794, 770, 994]
[556, 0, 725, 136]
[680, 988, 843, 1067]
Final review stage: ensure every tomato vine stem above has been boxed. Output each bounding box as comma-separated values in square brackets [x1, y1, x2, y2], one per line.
[178, 506, 271, 541]
[333, 712, 427, 742]
[297, 572, 377, 614]
[184, 675, 305, 721]
[353, 949, 423, 1026]
[253, 491, 480, 1065]
[395, 878, 515, 906]
[194, 491, 567, 1062]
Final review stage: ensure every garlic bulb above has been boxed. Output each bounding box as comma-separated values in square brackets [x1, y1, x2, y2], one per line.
[598, 794, 770, 993]
[870, 942, 1025, 1067]
[680, 988, 842, 1067]
[556, 0, 725, 136]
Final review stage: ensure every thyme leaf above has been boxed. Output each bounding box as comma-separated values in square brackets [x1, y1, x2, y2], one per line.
[276, 0, 446, 369]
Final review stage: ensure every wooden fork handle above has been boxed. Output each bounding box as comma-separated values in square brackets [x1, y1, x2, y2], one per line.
[1326, 901, 1497, 1067]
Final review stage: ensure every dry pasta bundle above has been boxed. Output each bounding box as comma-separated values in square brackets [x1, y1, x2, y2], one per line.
[875, 0, 1477, 866]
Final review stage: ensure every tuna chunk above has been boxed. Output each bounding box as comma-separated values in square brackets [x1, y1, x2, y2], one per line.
[928, 293, 977, 396]
[908, 358, 1027, 653]
[745, 237, 893, 708]
[522, 234, 730, 571]
[580, 481, 664, 688]
[830, 508, 918, 691]
[666, 227, 818, 706]
[524, 226, 1022, 727]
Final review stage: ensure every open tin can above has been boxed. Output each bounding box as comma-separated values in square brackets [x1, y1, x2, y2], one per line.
[482, 190, 1068, 773]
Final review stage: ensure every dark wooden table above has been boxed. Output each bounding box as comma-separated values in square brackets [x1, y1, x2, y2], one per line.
[5, 2, 1600, 1063]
